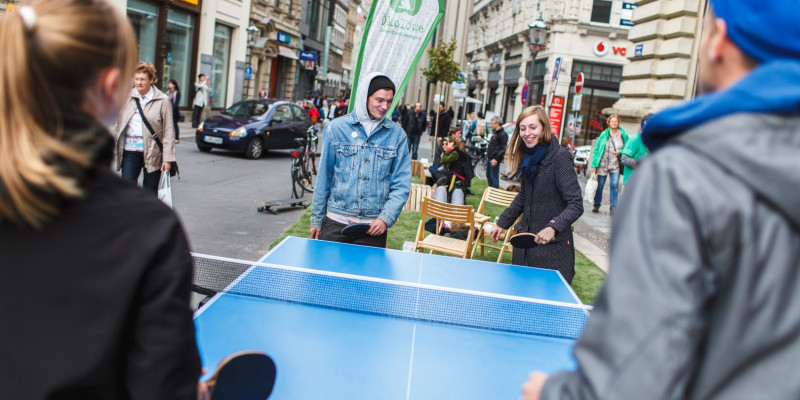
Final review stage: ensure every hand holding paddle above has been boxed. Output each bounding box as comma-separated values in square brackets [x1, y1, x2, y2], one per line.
[367, 218, 388, 236]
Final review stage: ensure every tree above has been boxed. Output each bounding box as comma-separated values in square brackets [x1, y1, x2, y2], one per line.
[421, 39, 460, 157]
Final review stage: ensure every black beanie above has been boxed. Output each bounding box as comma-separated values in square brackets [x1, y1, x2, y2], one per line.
[367, 76, 395, 98]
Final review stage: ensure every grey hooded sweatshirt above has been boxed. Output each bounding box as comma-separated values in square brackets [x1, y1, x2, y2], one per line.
[542, 113, 800, 399]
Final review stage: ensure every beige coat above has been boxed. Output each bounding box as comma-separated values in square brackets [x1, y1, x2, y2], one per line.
[113, 87, 176, 173]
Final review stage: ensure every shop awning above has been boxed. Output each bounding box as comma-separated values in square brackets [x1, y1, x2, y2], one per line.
[278, 46, 298, 60]
[456, 97, 483, 104]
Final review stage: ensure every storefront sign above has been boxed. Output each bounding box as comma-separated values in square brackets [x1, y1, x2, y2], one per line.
[621, 2, 637, 26]
[277, 32, 291, 44]
[350, 0, 444, 114]
[594, 40, 627, 57]
[549, 96, 564, 138]
[299, 51, 318, 62]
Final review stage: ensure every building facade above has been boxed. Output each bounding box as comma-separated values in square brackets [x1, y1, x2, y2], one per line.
[466, 0, 633, 146]
[606, 0, 707, 132]
[108, 0, 251, 110]
[248, 0, 302, 101]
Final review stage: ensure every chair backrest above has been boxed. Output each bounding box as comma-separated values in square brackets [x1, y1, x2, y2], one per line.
[476, 186, 518, 215]
[421, 197, 474, 226]
[410, 159, 425, 182]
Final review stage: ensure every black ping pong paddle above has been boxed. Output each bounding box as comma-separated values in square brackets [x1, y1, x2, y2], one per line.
[510, 233, 557, 249]
[341, 222, 371, 238]
[206, 351, 277, 400]
[509, 233, 538, 249]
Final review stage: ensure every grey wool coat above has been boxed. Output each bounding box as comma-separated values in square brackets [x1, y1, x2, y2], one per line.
[496, 140, 584, 282]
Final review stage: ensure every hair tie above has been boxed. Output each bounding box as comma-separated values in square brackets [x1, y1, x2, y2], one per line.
[18, 6, 37, 33]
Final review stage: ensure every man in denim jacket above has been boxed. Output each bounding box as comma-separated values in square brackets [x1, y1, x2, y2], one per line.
[309, 73, 411, 247]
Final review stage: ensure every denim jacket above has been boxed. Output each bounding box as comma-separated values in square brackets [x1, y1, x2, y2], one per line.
[310, 112, 411, 228]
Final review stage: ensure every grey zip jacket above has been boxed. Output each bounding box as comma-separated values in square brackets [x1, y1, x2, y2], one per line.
[542, 113, 800, 399]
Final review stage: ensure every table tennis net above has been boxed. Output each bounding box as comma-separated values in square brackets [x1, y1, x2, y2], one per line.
[192, 254, 591, 340]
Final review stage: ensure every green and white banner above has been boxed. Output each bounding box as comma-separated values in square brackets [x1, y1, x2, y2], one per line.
[348, 0, 444, 113]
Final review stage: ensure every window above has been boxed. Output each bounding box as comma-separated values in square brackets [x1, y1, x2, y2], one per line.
[211, 24, 233, 108]
[274, 105, 294, 122]
[127, 0, 158, 64]
[591, 0, 613, 24]
[163, 9, 195, 107]
[292, 105, 308, 122]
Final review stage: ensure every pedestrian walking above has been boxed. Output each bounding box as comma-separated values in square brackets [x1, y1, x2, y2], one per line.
[588, 114, 628, 214]
[192, 73, 210, 128]
[166, 78, 181, 143]
[521, 0, 800, 398]
[485, 116, 507, 188]
[403, 103, 425, 160]
[619, 113, 654, 187]
[112, 62, 175, 193]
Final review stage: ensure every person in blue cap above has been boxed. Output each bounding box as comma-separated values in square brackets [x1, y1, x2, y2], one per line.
[520, 0, 800, 398]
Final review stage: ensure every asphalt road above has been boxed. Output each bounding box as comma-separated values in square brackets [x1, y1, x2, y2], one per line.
[170, 128, 310, 262]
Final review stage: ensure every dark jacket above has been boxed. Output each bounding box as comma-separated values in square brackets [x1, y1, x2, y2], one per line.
[402, 108, 424, 136]
[435, 111, 451, 138]
[0, 157, 201, 398]
[486, 127, 508, 163]
[171, 90, 181, 123]
[496, 140, 583, 282]
[541, 113, 800, 399]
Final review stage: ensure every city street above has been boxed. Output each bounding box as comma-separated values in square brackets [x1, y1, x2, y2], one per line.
[171, 123, 309, 261]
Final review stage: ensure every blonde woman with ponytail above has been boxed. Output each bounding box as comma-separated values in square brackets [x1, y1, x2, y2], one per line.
[0, 1, 202, 397]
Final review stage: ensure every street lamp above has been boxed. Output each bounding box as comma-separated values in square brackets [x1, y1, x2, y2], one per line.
[526, 17, 549, 107]
[245, 24, 259, 99]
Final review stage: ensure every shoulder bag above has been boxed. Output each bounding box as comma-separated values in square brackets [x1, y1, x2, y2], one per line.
[134, 97, 179, 178]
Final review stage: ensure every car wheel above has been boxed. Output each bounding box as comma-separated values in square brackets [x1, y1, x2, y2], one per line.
[246, 137, 264, 159]
[197, 143, 212, 153]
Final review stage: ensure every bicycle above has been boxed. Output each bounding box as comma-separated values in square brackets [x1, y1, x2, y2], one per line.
[467, 134, 488, 180]
[290, 126, 318, 198]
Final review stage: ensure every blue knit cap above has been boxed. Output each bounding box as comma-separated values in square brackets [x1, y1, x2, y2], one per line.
[710, 0, 800, 62]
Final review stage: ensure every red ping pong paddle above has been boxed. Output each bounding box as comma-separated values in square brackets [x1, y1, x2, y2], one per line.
[205, 351, 277, 400]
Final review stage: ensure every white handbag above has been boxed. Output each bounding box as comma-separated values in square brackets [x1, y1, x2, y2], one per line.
[583, 173, 598, 203]
[157, 172, 173, 208]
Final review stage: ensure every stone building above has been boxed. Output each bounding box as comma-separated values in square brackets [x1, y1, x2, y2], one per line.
[248, 0, 303, 101]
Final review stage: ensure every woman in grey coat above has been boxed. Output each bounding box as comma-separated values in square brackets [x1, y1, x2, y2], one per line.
[491, 106, 584, 283]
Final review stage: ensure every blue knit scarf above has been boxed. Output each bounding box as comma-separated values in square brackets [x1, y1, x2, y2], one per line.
[511, 144, 548, 183]
[643, 60, 800, 151]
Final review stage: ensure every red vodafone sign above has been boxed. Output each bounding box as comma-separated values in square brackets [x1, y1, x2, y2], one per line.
[575, 72, 584, 94]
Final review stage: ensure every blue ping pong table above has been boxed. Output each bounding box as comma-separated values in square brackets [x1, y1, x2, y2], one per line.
[194, 236, 589, 399]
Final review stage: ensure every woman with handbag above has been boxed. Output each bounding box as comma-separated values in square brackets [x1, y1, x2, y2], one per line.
[588, 114, 628, 214]
[490, 106, 584, 283]
[113, 62, 175, 193]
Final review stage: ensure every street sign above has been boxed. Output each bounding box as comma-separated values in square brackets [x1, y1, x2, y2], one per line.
[575, 72, 584, 94]
[245, 66, 252, 80]
[277, 32, 291, 44]
[572, 94, 582, 111]
[634, 44, 643, 57]
[521, 83, 529, 106]
[552, 57, 562, 81]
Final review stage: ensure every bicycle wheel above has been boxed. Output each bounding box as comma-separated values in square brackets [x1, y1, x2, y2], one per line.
[473, 156, 487, 180]
[290, 160, 303, 198]
[296, 160, 314, 193]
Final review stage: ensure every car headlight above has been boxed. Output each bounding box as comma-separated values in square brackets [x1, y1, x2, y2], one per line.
[230, 126, 248, 137]
[197, 121, 204, 132]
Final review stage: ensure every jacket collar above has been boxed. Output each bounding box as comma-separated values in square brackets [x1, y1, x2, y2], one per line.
[540, 140, 561, 166]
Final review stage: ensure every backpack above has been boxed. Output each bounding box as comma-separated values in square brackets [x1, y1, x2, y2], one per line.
[476, 119, 487, 137]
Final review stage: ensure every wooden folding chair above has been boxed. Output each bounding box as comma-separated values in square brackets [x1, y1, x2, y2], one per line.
[470, 187, 519, 261]
[413, 197, 475, 259]
[410, 160, 426, 183]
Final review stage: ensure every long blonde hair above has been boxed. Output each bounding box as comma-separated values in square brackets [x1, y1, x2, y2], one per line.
[507, 105, 553, 177]
[0, 0, 137, 227]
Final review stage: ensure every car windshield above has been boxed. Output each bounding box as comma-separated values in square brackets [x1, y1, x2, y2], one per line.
[223, 101, 270, 119]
